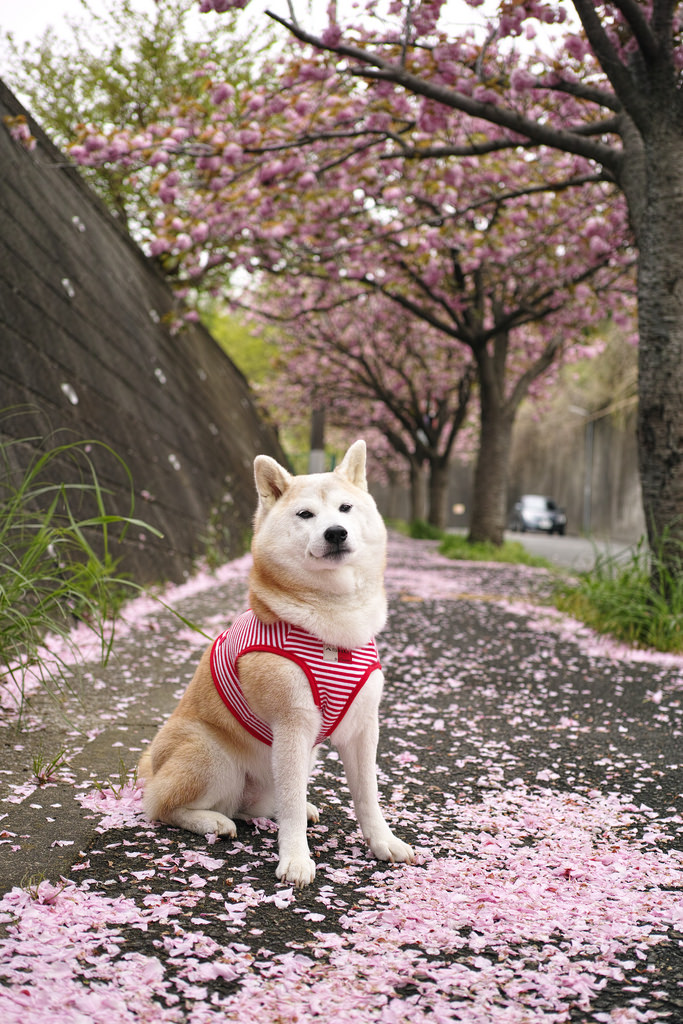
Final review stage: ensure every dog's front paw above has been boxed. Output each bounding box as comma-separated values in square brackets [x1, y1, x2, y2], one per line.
[369, 832, 415, 865]
[276, 855, 316, 887]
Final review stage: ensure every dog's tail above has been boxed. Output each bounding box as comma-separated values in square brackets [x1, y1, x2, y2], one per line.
[138, 748, 153, 781]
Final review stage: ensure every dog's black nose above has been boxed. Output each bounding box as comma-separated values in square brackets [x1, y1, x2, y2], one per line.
[324, 525, 348, 546]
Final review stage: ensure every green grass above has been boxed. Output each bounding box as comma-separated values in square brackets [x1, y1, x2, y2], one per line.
[92, 756, 138, 797]
[395, 519, 551, 568]
[438, 532, 551, 568]
[32, 747, 70, 784]
[0, 420, 161, 713]
[555, 535, 683, 654]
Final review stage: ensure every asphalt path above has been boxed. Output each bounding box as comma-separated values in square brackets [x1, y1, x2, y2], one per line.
[0, 533, 681, 1023]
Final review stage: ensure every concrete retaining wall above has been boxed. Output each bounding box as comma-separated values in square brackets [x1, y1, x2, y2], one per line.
[0, 80, 286, 583]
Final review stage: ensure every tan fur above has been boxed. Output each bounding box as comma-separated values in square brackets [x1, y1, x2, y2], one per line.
[140, 440, 414, 886]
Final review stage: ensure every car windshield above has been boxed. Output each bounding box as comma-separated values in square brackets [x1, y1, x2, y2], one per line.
[524, 496, 552, 510]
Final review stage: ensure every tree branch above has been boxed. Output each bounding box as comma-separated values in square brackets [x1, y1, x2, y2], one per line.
[505, 333, 564, 414]
[540, 79, 621, 113]
[611, 0, 660, 61]
[650, 0, 678, 41]
[265, 8, 621, 175]
[441, 362, 476, 461]
[392, 137, 537, 159]
[571, 0, 650, 128]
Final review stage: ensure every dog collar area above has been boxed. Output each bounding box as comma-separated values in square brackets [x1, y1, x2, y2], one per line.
[211, 611, 381, 746]
[322, 643, 353, 663]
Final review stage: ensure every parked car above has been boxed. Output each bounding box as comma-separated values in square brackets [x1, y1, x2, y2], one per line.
[508, 495, 567, 535]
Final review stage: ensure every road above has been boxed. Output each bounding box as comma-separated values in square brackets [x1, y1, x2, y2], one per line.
[504, 529, 636, 571]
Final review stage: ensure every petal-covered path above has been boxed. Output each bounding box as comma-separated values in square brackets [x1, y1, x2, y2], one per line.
[1, 534, 682, 1023]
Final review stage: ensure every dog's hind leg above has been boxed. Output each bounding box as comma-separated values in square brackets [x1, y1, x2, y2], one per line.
[163, 802, 238, 838]
[141, 724, 244, 838]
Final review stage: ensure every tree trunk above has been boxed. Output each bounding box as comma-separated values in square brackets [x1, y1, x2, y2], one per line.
[308, 406, 326, 473]
[633, 129, 683, 582]
[467, 344, 516, 545]
[468, 407, 514, 545]
[427, 458, 450, 529]
[409, 459, 428, 522]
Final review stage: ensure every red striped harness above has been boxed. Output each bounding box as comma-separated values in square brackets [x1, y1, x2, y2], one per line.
[210, 610, 381, 746]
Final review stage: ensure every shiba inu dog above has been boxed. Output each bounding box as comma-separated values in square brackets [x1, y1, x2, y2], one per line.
[139, 440, 414, 886]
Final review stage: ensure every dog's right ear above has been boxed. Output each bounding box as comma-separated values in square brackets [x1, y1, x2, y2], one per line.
[254, 455, 292, 510]
[335, 439, 368, 491]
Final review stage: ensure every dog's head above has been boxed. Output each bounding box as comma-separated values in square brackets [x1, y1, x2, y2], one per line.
[251, 439, 386, 577]
[249, 440, 387, 642]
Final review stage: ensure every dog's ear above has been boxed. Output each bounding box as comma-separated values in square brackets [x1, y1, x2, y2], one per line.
[254, 455, 292, 509]
[335, 439, 367, 491]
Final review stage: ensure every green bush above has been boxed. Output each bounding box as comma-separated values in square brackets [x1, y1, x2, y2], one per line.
[408, 519, 447, 541]
[0, 425, 159, 712]
[438, 532, 551, 567]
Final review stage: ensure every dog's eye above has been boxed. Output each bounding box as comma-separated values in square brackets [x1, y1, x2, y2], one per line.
[339, 503, 353, 513]
[296, 509, 315, 520]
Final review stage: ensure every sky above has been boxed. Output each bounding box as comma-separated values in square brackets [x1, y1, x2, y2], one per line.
[2, 0, 255, 43]
[2, 0, 103, 42]
[2, 0, 495, 46]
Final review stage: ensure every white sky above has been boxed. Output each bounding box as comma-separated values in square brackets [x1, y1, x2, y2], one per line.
[1, 0, 259, 42]
[2, 0, 495, 46]
[2, 0, 99, 42]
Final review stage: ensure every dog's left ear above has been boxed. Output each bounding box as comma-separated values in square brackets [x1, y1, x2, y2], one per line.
[335, 439, 367, 491]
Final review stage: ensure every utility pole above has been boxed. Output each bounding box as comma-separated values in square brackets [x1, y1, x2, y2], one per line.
[569, 405, 594, 535]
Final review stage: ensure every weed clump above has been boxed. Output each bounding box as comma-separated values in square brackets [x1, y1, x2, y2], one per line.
[0, 417, 158, 713]
[556, 535, 683, 654]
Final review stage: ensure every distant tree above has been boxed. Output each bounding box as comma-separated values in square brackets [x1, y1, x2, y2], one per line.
[230, 135, 634, 540]
[255, 284, 476, 525]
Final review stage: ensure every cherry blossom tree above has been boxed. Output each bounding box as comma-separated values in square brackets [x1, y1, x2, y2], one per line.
[231, 138, 633, 541]
[61, 3, 634, 543]
[2, 0, 275, 236]
[196, 0, 682, 575]
[254, 284, 476, 525]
